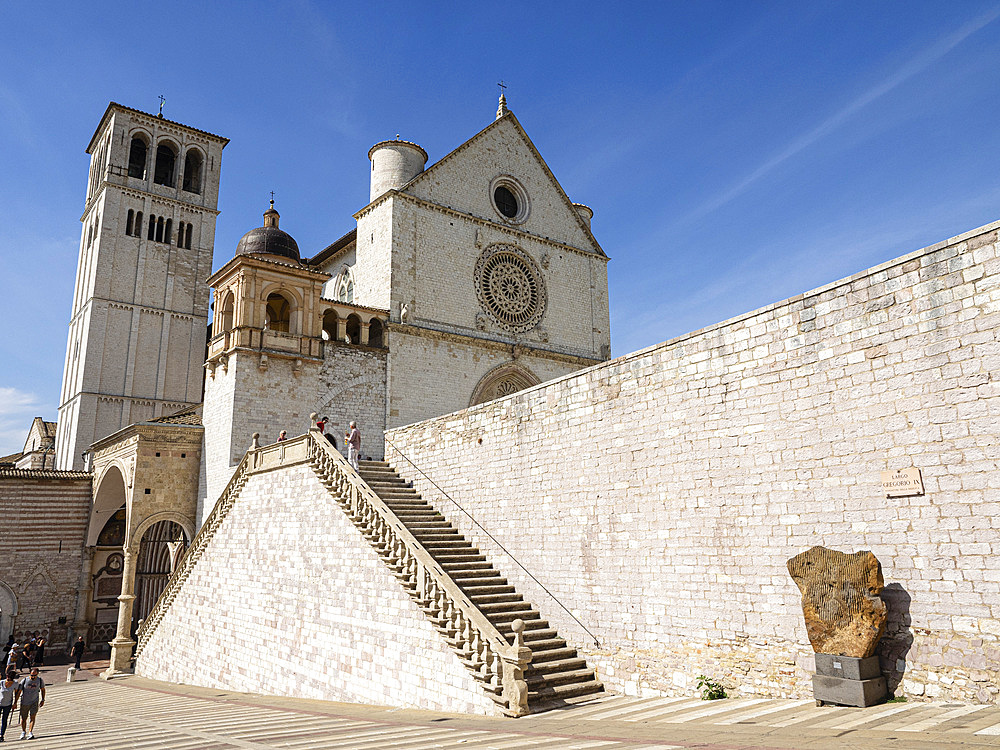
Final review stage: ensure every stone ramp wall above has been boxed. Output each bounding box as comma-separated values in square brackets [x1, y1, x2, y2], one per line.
[385, 220, 1000, 704]
[136, 462, 498, 715]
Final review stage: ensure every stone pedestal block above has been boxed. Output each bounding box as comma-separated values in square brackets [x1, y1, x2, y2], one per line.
[814, 654, 881, 681]
[812, 674, 887, 707]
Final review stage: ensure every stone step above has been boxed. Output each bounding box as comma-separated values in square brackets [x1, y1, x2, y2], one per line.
[441, 561, 496, 572]
[526, 645, 578, 663]
[529, 680, 605, 705]
[430, 553, 487, 563]
[527, 656, 589, 675]
[516, 627, 561, 642]
[420, 540, 478, 549]
[445, 569, 503, 580]
[410, 529, 462, 538]
[457, 575, 508, 588]
[524, 668, 597, 688]
[477, 601, 535, 614]
[468, 592, 524, 604]
[459, 583, 515, 595]
[489, 611, 544, 626]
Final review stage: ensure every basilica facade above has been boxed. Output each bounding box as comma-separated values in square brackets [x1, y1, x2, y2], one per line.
[1, 96, 610, 662]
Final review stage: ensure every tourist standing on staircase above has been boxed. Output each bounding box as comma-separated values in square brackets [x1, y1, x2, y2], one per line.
[347, 422, 361, 471]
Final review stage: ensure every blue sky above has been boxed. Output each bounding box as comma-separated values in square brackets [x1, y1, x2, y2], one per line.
[2, 1, 1000, 455]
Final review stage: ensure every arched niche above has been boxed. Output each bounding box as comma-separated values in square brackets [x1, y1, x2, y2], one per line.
[88, 464, 129, 546]
[469, 363, 541, 407]
[0, 581, 17, 645]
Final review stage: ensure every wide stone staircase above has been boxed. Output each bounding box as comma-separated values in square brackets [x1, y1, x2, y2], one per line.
[355, 459, 604, 710]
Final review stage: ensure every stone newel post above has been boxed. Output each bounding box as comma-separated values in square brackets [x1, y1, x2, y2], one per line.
[500, 619, 532, 717]
[102, 547, 138, 679]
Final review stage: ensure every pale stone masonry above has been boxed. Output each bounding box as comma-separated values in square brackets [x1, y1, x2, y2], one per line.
[137, 462, 499, 715]
[56, 103, 227, 470]
[385, 220, 1000, 705]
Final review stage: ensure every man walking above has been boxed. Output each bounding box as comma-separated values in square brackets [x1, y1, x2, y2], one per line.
[70, 637, 85, 670]
[346, 421, 361, 471]
[14, 667, 44, 740]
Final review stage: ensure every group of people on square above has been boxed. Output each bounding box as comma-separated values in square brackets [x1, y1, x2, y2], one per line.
[275, 417, 363, 470]
[2, 634, 45, 675]
[0, 635, 86, 741]
[0, 633, 57, 741]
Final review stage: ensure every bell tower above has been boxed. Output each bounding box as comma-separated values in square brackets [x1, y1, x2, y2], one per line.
[55, 102, 228, 470]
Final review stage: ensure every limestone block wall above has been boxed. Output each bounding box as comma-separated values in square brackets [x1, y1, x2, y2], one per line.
[386, 220, 1000, 705]
[386, 328, 589, 430]
[384, 196, 609, 360]
[0, 473, 92, 649]
[317, 342, 387, 460]
[202, 344, 386, 527]
[136, 462, 499, 715]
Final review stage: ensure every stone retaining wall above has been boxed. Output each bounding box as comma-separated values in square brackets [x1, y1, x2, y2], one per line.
[385, 221, 1000, 704]
[137, 462, 498, 715]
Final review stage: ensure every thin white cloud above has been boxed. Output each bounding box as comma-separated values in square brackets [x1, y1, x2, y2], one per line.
[672, 8, 1000, 231]
[0, 386, 44, 457]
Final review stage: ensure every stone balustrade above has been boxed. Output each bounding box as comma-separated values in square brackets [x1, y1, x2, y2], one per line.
[136, 428, 531, 716]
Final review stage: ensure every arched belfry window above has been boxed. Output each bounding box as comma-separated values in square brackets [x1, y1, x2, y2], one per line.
[153, 142, 177, 186]
[265, 293, 291, 333]
[220, 291, 235, 333]
[182, 149, 203, 194]
[128, 136, 147, 179]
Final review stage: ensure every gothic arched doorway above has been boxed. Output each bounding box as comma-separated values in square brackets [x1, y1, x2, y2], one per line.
[469, 363, 541, 407]
[134, 520, 188, 629]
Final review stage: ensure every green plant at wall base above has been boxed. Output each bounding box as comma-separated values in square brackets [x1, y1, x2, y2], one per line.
[886, 696, 907, 703]
[697, 675, 728, 700]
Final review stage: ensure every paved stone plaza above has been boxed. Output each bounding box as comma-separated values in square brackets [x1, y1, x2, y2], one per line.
[11, 663, 1000, 749]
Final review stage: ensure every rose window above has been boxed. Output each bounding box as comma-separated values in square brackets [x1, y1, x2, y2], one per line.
[474, 245, 546, 333]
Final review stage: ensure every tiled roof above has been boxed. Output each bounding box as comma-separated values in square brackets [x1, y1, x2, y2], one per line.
[0, 452, 22, 466]
[150, 404, 203, 426]
[0, 468, 91, 480]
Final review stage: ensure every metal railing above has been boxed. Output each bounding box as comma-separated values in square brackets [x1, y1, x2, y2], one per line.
[384, 435, 600, 648]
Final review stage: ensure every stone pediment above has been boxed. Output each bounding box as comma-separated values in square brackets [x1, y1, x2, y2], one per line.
[401, 114, 605, 257]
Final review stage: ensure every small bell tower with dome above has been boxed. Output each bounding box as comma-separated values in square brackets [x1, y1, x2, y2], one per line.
[201, 201, 330, 513]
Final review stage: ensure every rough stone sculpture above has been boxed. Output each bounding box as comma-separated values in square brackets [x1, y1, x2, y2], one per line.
[787, 546, 886, 658]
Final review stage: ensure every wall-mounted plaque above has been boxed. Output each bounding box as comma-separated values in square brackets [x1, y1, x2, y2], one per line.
[881, 468, 924, 497]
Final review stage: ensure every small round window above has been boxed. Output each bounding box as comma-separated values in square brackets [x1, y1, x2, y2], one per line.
[494, 186, 518, 218]
[489, 176, 529, 224]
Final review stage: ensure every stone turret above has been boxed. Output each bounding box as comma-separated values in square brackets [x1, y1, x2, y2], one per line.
[368, 140, 428, 202]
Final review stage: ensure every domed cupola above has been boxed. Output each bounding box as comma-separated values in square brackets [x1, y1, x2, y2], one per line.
[235, 200, 300, 262]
